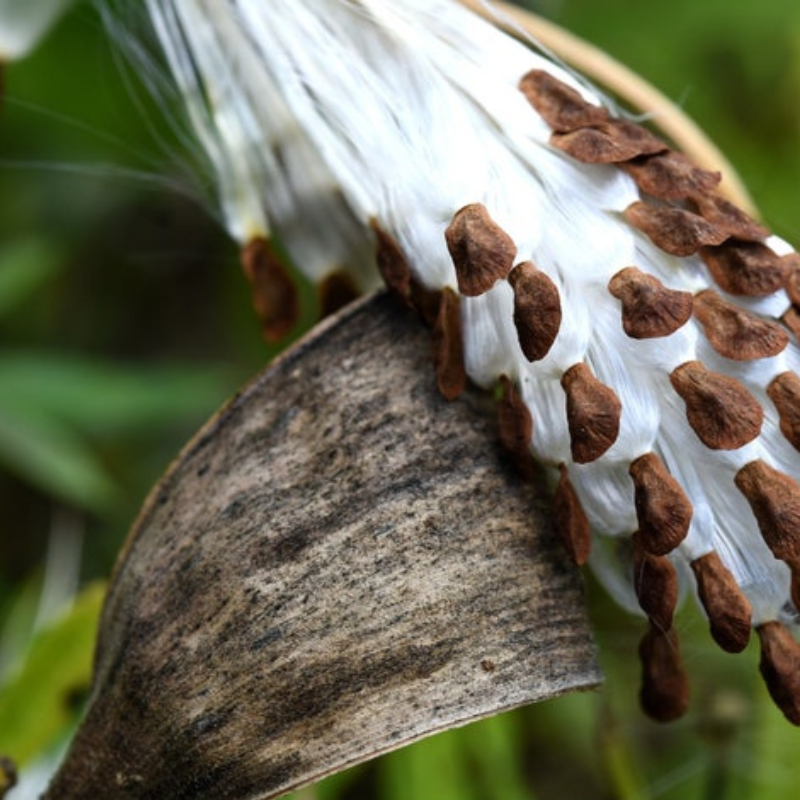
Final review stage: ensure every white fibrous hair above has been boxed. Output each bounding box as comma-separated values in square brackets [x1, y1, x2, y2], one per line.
[140, 0, 800, 723]
[0, 0, 76, 60]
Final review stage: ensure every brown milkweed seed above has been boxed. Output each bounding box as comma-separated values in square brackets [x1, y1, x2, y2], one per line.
[782, 306, 800, 340]
[433, 288, 466, 401]
[689, 193, 770, 242]
[690, 551, 752, 653]
[553, 463, 592, 566]
[319, 270, 359, 318]
[693, 289, 789, 361]
[518, 69, 609, 132]
[621, 151, 721, 200]
[783, 253, 800, 306]
[638, 624, 690, 723]
[497, 375, 534, 478]
[608, 266, 693, 339]
[632, 532, 678, 631]
[629, 453, 692, 556]
[756, 621, 800, 726]
[624, 201, 728, 257]
[561, 363, 622, 464]
[767, 372, 800, 452]
[550, 119, 667, 164]
[371, 219, 412, 299]
[445, 204, 517, 297]
[670, 361, 763, 450]
[240, 237, 299, 343]
[508, 261, 562, 361]
[735, 460, 800, 563]
[701, 241, 789, 297]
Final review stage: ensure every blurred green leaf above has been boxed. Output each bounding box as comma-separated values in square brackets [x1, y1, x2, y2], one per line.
[0, 237, 62, 320]
[0, 581, 104, 767]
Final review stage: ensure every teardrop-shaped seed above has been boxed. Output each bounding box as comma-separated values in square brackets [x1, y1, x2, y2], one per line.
[690, 551, 752, 653]
[445, 204, 517, 297]
[497, 376, 534, 477]
[508, 261, 562, 361]
[518, 69, 609, 132]
[550, 119, 667, 164]
[701, 241, 789, 297]
[783, 307, 800, 340]
[694, 290, 789, 360]
[371, 219, 412, 299]
[553, 463, 591, 566]
[240, 237, 300, 343]
[689, 193, 770, 241]
[768, 372, 800, 452]
[757, 621, 800, 726]
[670, 361, 763, 450]
[608, 266, 693, 339]
[638, 624, 690, 722]
[621, 151, 721, 200]
[432, 288, 466, 401]
[629, 453, 692, 556]
[625, 202, 728, 257]
[319, 271, 359, 318]
[735, 460, 800, 562]
[632, 533, 678, 631]
[783, 254, 800, 306]
[561, 363, 622, 464]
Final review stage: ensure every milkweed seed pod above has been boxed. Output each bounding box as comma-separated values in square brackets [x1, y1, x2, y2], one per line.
[139, 0, 800, 724]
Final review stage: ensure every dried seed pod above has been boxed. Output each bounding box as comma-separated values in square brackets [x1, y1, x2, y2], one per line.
[768, 372, 800, 452]
[701, 241, 789, 298]
[621, 151, 721, 200]
[689, 193, 770, 242]
[319, 270, 359, 318]
[445, 204, 517, 297]
[629, 453, 692, 556]
[638, 624, 690, 722]
[550, 119, 667, 164]
[371, 219, 412, 299]
[497, 375, 534, 477]
[561, 363, 622, 464]
[735, 460, 800, 563]
[757, 622, 800, 726]
[670, 361, 763, 450]
[508, 261, 562, 361]
[553, 463, 591, 566]
[240, 237, 300, 342]
[693, 290, 789, 361]
[632, 533, 678, 631]
[690, 551, 752, 653]
[518, 69, 609, 132]
[608, 266, 693, 339]
[433, 288, 466, 401]
[624, 201, 728, 257]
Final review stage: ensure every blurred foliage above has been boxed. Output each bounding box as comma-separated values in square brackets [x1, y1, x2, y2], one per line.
[1, 0, 800, 798]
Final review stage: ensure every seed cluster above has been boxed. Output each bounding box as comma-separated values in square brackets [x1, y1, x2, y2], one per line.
[372, 67, 800, 726]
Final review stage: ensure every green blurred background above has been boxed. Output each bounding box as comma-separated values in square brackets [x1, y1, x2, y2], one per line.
[2, 0, 800, 798]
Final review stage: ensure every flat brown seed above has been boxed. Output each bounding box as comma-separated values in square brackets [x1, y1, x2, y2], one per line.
[625, 201, 728, 257]
[445, 204, 517, 297]
[497, 375, 534, 478]
[670, 361, 763, 450]
[768, 372, 800, 451]
[735, 460, 800, 562]
[553, 463, 592, 566]
[690, 193, 770, 242]
[638, 624, 690, 723]
[608, 266, 693, 339]
[561, 363, 622, 464]
[782, 306, 800, 340]
[789, 561, 800, 617]
[240, 237, 300, 343]
[629, 453, 692, 556]
[518, 69, 609, 132]
[409, 280, 442, 328]
[319, 270, 359, 318]
[621, 151, 721, 200]
[757, 621, 800, 726]
[632, 532, 679, 630]
[701, 241, 789, 297]
[432, 288, 466, 401]
[783, 254, 800, 306]
[690, 551, 752, 653]
[694, 289, 789, 360]
[551, 119, 667, 164]
[370, 219, 412, 299]
[508, 261, 562, 361]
